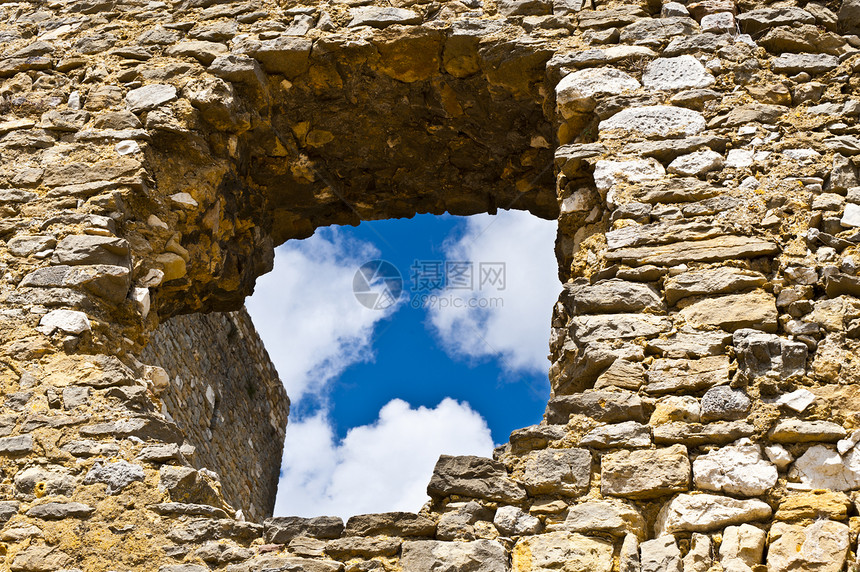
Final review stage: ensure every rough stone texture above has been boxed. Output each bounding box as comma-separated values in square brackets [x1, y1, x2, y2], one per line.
[692, 439, 778, 496]
[601, 445, 691, 499]
[0, 0, 858, 569]
[640, 535, 683, 572]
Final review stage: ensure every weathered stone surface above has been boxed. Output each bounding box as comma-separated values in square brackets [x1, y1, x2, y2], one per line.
[645, 356, 731, 395]
[605, 220, 722, 250]
[563, 279, 664, 314]
[655, 494, 772, 535]
[546, 391, 645, 424]
[643, 56, 714, 91]
[580, 421, 651, 449]
[683, 533, 713, 572]
[667, 149, 724, 177]
[569, 314, 671, 343]
[733, 329, 807, 380]
[737, 7, 815, 33]
[83, 460, 145, 494]
[692, 439, 778, 496]
[776, 490, 851, 521]
[402, 540, 508, 572]
[523, 448, 591, 496]
[51, 235, 129, 266]
[0, 435, 33, 455]
[769, 420, 847, 443]
[561, 500, 646, 539]
[557, 68, 640, 116]
[348, 7, 421, 27]
[650, 396, 700, 425]
[790, 445, 860, 491]
[767, 521, 849, 572]
[640, 536, 683, 572]
[664, 267, 766, 305]
[700, 387, 750, 421]
[601, 445, 691, 499]
[126, 84, 177, 113]
[343, 512, 435, 538]
[253, 37, 311, 77]
[37, 309, 91, 335]
[326, 536, 400, 559]
[600, 105, 706, 138]
[647, 329, 732, 359]
[512, 532, 613, 572]
[606, 236, 779, 267]
[428, 455, 526, 503]
[594, 360, 646, 390]
[679, 290, 778, 333]
[493, 506, 541, 536]
[26, 502, 95, 519]
[719, 524, 766, 570]
[772, 53, 840, 74]
[9, 545, 73, 572]
[593, 159, 666, 194]
[264, 516, 344, 544]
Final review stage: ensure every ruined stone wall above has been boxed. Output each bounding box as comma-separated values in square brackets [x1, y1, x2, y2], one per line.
[3, 0, 860, 569]
[140, 308, 289, 524]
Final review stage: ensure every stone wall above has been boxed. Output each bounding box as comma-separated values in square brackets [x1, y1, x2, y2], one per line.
[2, 0, 860, 569]
[140, 308, 289, 523]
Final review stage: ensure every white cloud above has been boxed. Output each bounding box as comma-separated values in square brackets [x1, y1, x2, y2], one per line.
[245, 228, 391, 403]
[274, 398, 493, 518]
[428, 210, 559, 373]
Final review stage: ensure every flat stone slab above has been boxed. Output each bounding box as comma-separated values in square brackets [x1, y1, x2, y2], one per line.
[512, 532, 613, 572]
[664, 267, 766, 305]
[569, 314, 672, 343]
[126, 84, 177, 113]
[546, 391, 646, 424]
[601, 444, 691, 499]
[645, 356, 731, 395]
[427, 455, 526, 503]
[402, 540, 508, 572]
[599, 105, 706, 138]
[523, 448, 591, 496]
[556, 67, 640, 116]
[653, 421, 756, 446]
[769, 419, 847, 443]
[643, 55, 715, 91]
[606, 236, 779, 266]
[564, 279, 664, 314]
[772, 52, 839, 74]
[348, 7, 421, 27]
[679, 290, 778, 333]
[656, 493, 772, 535]
[561, 500, 646, 539]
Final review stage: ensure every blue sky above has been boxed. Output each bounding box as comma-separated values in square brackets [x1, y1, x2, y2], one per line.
[246, 210, 558, 517]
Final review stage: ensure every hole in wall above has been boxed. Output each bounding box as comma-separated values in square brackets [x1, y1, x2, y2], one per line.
[246, 210, 558, 518]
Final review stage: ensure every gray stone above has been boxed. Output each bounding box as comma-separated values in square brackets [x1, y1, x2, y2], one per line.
[493, 506, 542, 536]
[348, 7, 421, 27]
[693, 439, 778, 496]
[343, 512, 435, 537]
[605, 220, 722, 250]
[556, 68, 640, 116]
[326, 536, 400, 559]
[667, 149, 724, 176]
[8, 235, 56, 257]
[619, 17, 698, 44]
[512, 532, 613, 572]
[701, 387, 751, 421]
[601, 444, 691, 499]
[733, 329, 807, 381]
[126, 84, 177, 113]
[51, 235, 129, 266]
[62, 386, 90, 410]
[561, 500, 646, 538]
[652, 421, 756, 446]
[253, 37, 312, 78]
[580, 421, 651, 449]
[646, 329, 732, 359]
[645, 356, 731, 395]
[37, 309, 91, 335]
[655, 494, 772, 535]
[606, 236, 779, 267]
[737, 7, 815, 34]
[498, 0, 552, 16]
[428, 455, 526, 503]
[83, 460, 145, 494]
[563, 279, 664, 314]
[664, 267, 766, 305]
[840, 0, 860, 33]
[401, 540, 507, 572]
[546, 391, 645, 424]
[772, 53, 840, 75]
[435, 502, 493, 541]
[643, 56, 715, 91]
[523, 448, 591, 496]
[641, 536, 683, 572]
[9, 546, 73, 572]
[0, 501, 19, 525]
[769, 419, 846, 443]
[208, 55, 266, 86]
[600, 105, 706, 138]
[569, 314, 671, 343]
[153, 503, 228, 518]
[0, 435, 32, 455]
[264, 516, 344, 544]
[26, 502, 95, 519]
